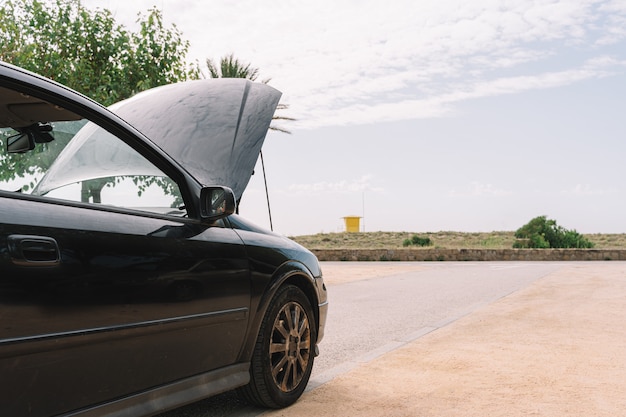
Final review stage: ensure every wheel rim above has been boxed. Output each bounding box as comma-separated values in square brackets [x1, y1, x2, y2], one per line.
[269, 301, 312, 392]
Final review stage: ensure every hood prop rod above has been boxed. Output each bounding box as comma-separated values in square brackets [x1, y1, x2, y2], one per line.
[260, 150, 273, 231]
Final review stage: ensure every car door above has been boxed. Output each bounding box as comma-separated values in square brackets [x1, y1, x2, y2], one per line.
[0, 108, 251, 415]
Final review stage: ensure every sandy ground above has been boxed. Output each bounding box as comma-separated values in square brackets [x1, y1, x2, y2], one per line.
[264, 262, 626, 416]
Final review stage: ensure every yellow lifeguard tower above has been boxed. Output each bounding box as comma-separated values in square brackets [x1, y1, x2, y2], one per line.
[342, 216, 361, 233]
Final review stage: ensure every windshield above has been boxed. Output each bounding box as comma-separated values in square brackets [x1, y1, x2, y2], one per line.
[34, 121, 164, 195]
[0, 100, 185, 216]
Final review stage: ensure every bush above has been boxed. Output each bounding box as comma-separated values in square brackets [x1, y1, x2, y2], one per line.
[403, 235, 433, 247]
[513, 216, 594, 249]
[412, 235, 432, 246]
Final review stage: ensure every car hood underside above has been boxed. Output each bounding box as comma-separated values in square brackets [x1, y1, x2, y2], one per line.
[110, 79, 282, 200]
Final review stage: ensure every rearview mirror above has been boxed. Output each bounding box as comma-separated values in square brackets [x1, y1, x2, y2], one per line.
[6, 122, 54, 153]
[200, 186, 236, 220]
[7, 132, 35, 153]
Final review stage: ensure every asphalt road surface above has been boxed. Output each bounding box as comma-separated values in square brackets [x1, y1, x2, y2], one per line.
[157, 262, 566, 417]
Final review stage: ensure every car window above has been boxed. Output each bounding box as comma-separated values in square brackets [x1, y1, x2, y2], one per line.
[0, 91, 186, 217]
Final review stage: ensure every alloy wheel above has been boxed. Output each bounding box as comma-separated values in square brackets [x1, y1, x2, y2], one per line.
[269, 301, 312, 392]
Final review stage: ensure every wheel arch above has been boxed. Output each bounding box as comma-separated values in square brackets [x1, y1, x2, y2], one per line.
[240, 261, 320, 362]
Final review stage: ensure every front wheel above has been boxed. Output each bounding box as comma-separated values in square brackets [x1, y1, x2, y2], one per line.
[239, 285, 317, 408]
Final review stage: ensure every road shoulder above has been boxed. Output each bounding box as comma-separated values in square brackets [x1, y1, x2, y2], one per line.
[265, 263, 626, 416]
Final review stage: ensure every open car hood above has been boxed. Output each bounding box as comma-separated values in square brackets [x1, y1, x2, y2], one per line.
[110, 79, 281, 200]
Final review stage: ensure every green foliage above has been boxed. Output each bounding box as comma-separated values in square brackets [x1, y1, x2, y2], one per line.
[291, 231, 626, 250]
[0, 120, 83, 187]
[0, 0, 199, 187]
[513, 216, 595, 249]
[0, 0, 199, 106]
[413, 235, 433, 246]
[204, 53, 294, 134]
[206, 53, 264, 82]
[402, 235, 433, 247]
[480, 236, 506, 247]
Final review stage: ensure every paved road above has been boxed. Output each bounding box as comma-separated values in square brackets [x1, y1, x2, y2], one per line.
[158, 262, 566, 417]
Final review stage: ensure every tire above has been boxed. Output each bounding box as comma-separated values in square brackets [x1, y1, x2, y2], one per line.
[239, 284, 317, 408]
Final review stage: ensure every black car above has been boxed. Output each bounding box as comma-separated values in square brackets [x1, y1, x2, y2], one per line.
[0, 61, 327, 417]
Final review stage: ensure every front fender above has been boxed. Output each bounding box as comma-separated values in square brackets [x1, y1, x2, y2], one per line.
[239, 260, 323, 362]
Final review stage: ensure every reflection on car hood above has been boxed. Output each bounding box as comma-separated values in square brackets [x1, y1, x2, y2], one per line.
[110, 79, 281, 200]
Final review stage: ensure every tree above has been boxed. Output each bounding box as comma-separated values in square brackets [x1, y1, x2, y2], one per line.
[0, 0, 199, 106]
[205, 54, 294, 134]
[513, 216, 594, 249]
[204, 54, 292, 227]
[206, 53, 265, 82]
[0, 0, 199, 192]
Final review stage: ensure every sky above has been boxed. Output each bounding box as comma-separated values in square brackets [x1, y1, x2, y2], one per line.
[83, 0, 626, 236]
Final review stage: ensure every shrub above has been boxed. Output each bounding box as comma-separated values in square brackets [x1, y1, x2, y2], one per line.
[411, 235, 432, 246]
[402, 235, 433, 247]
[513, 216, 594, 249]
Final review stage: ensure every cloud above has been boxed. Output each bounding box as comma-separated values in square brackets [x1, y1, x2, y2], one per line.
[267, 1, 626, 128]
[560, 184, 620, 196]
[449, 181, 513, 197]
[290, 56, 622, 127]
[83, 0, 626, 129]
[597, 0, 626, 45]
[286, 174, 383, 195]
[439, 57, 620, 100]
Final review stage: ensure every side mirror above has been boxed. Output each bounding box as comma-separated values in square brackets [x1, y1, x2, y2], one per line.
[200, 186, 236, 220]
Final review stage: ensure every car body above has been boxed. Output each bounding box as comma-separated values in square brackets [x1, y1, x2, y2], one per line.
[0, 61, 327, 417]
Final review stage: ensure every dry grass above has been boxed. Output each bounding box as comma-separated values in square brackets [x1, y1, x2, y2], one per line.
[290, 231, 626, 250]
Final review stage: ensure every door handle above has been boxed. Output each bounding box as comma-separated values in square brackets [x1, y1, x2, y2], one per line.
[7, 235, 61, 266]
